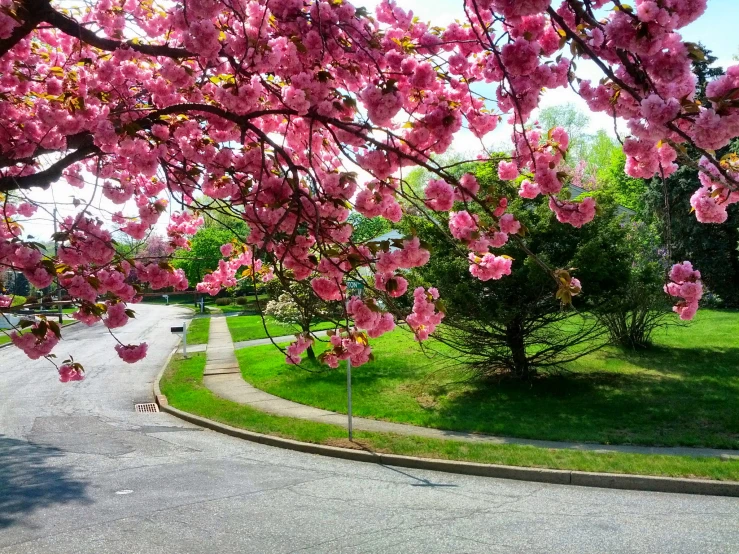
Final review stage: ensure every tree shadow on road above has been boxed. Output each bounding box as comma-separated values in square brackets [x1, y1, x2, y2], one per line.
[0, 435, 91, 529]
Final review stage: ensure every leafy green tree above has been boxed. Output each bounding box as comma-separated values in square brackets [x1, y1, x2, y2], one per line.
[264, 281, 336, 360]
[597, 148, 648, 214]
[173, 227, 234, 286]
[349, 213, 391, 243]
[404, 162, 633, 379]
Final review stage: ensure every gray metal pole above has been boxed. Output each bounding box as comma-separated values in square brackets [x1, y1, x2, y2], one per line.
[53, 208, 62, 324]
[182, 321, 188, 358]
[347, 357, 353, 441]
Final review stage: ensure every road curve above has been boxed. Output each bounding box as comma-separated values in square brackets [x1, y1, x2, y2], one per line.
[1, 304, 738, 553]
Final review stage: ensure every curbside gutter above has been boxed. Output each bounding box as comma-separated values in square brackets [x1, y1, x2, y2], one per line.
[153, 356, 739, 498]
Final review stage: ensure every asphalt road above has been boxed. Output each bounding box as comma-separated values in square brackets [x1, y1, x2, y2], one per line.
[1, 304, 738, 553]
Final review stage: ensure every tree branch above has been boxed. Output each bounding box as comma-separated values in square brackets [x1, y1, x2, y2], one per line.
[0, 137, 99, 192]
[40, 7, 193, 58]
[0, 0, 46, 57]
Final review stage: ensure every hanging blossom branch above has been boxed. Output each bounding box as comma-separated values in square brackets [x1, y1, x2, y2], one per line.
[0, 0, 728, 378]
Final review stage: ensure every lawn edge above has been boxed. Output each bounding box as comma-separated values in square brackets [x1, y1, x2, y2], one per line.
[0, 319, 80, 349]
[153, 354, 739, 498]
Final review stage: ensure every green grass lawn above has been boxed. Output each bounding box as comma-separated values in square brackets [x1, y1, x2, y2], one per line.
[235, 309, 739, 450]
[160, 352, 739, 481]
[227, 314, 335, 343]
[186, 317, 211, 345]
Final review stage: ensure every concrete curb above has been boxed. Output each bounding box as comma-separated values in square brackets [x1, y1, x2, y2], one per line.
[154, 356, 739, 497]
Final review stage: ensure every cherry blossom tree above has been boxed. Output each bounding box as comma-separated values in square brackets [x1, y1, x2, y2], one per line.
[0, 0, 733, 378]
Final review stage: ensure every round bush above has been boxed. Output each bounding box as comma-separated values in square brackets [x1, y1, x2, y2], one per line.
[215, 297, 232, 306]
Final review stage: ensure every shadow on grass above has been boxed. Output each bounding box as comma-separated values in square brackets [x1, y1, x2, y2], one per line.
[0, 435, 90, 529]
[427, 346, 739, 448]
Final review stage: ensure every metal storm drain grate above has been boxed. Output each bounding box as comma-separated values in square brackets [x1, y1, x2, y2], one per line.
[134, 403, 160, 413]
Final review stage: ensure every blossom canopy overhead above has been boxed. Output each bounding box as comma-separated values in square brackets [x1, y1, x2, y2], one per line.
[0, 0, 731, 374]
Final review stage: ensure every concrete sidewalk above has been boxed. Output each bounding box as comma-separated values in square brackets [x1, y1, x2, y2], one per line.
[202, 328, 739, 460]
[202, 316, 241, 376]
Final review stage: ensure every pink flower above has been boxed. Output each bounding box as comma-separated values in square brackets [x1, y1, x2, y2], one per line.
[519, 179, 541, 199]
[58, 364, 84, 383]
[468, 253, 513, 281]
[405, 287, 444, 341]
[449, 211, 478, 241]
[549, 197, 597, 228]
[311, 277, 343, 301]
[115, 342, 148, 363]
[286, 335, 314, 364]
[664, 261, 703, 321]
[498, 161, 519, 181]
[455, 173, 480, 200]
[11, 327, 59, 360]
[424, 179, 455, 211]
[360, 85, 404, 126]
[104, 302, 130, 329]
[374, 272, 409, 297]
[220, 243, 234, 256]
[499, 213, 521, 235]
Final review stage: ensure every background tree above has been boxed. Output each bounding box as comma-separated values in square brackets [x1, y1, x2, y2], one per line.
[348, 213, 392, 243]
[404, 163, 633, 380]
[264, 280, 336, 360]
[595, 219, 675, 348]
[173, 228, 233, 288]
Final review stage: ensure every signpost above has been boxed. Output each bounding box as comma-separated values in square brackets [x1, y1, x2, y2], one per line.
[345, 280, 364, 441]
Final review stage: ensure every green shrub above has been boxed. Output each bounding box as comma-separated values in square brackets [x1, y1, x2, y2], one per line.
[215, 297, 232, 306]
[235, 296, 249, 305]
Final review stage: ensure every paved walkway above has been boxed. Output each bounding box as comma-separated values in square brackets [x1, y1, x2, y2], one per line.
[200, 318, 739, 460]
[202, 316, 241, 376]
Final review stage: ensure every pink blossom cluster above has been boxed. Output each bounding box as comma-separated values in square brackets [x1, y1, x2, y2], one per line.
[285, 334, 314, 365]
[375, 237, 430, 273]
[347, 297, 396, 338]
[689, 158, 739, 224]
[374, 272, 409, 298]
[664, 261, 703, 321]
[468, 253, 513, 281]
[115, 342, 149, 364]
[424, 179, 455, 212]
[322, 332, 373, 368]
[58, 364, 84, 383]
[354, 181, 403, 222]
[196, 250, 258, 295]
[311, 277, 344, 301]
[167, 211, 204, 251]
[11, 326, 59, 360]
[103, 302, 130, 329]
[406, 287, 444, 341]
[548, 197, 597, 229]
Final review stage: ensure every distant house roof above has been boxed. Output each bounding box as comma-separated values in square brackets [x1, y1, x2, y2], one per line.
[372, 230, 404, 242]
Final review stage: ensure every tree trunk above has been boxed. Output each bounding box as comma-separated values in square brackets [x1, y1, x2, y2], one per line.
[506, 319, 531, 379]
[302, 323, 316, 361]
